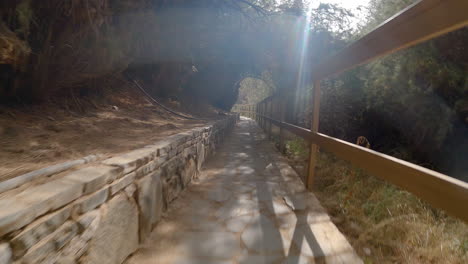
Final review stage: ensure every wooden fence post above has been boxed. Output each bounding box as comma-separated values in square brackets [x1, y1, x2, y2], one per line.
[254, 104, 257, 122]
[307, 80, 321, 190]
[260, 102, 264, 129]
[256, 104, 259, 123]
[279, 93, 286, 153]
[268, 98, 272, 139]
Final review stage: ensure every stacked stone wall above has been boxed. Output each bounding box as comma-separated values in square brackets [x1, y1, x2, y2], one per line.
[0, 115, 238, 264]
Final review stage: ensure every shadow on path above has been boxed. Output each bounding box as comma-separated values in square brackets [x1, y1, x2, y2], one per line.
[125, 117, 362, 264]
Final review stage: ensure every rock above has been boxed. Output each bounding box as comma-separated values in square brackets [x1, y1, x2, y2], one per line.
[206, 188, 231, 203]
[180, 214, 223, 231]
[63, 165, 121, 195]
[290, 221, 360, 261]
[152, 172, 164, 222]
[229, 183, 254, 194]
[137, 172, 163, 241]
[0, 159, 85, 194]
[0, 243, 12, 264]
[76, 210, 100, 230]
[109, 172, 135, 196]
[0, 179, 82, 236]
[284, 180, 306, 194]
[178, 232, 240, 259]
[0, 200, 31, 237]
[241, 215, 285, 253]
[181, 157, 197, 186]
[278, 166, 298, 181]
[196, 142, 205, 171]
[183, 145, 196, 157]
[22, 221, 78, 264]
[83, 194, 139, 264]
[276, 211, 330, 229]
[252, 183, 280, 201]
[55, 222, 79, 250]
[283, 255, 313, 264]
[11, 207, 72, 258]
[225, 214, 253, 233]
[148, 140, 172, 157]
[160, 157, 185, 203]
[264, 199, 293, 215]
[55, 256, 75, 264]
[81, 155, 100, 163]
[134, 158, 164, 179]
[61, 211, 101, 260]
[265, 163, 274, 170]
[168, 133, 190, 147]
[363, 247, 371, 256]
[216, 199, 260, 220]
[102, 148, 158, 174]
[237, 250, 282, 264]
[74, 187, 109, 214]
[160, 258, 230, 264]
[124, 184, 136, 198]
[282, 192, 318, 211]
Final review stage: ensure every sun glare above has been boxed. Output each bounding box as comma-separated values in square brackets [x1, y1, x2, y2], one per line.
[308, 0, 369, 10]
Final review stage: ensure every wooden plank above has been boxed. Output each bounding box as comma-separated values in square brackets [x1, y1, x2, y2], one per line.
[268, 100, 273, 139]
[307, 80, 321, 189]
[261, 102, 265, 129]
[257, 118, 468, 222]
[310, 132, 468, 222]
[254, 105, 258, 122]
[312, 0, 468, 80]
[279, 94, 286, 153]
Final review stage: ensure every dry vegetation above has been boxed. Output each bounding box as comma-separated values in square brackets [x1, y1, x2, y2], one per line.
[281, 138, 468, 263]
[0, 80, 221, 181]
[314, 152, 468, 264]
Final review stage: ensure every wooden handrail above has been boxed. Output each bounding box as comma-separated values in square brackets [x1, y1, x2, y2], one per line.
[232, 0, 468, 223]
[235, 111, 468, 222]
[311, 0, 468, 80]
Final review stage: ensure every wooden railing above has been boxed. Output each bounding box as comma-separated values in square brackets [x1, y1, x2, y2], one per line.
[233, 0, 468, 222]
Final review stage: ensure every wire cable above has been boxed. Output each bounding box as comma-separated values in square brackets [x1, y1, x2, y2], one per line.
[125, 73, 210, 121]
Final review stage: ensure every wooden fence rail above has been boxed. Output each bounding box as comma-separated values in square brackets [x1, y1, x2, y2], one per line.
[233, 0, 468, 222]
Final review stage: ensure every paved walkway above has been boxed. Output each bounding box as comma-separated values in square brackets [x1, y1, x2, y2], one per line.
[125, 118, 362, 264]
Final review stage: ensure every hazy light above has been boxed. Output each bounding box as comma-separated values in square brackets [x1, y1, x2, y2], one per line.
[294, 3, 314, 102]
[292, 0, 370, 98]
[276, 0, 370, 9]
[308, 0, 369, 9]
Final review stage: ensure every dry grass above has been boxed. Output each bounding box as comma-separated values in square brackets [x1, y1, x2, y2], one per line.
[0, 81, 217, 182]
[283, 137, 468, 263]
[312, 151, 468, 264]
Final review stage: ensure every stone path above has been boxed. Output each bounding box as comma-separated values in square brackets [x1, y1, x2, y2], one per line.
[125, 118, 362, 264]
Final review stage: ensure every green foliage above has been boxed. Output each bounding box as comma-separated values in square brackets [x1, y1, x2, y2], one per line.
[236, 74, 275, 105]
[361, 0, 417, 35]
[461, 239, 468, 254]
[286, 138, 308, 159]
[318, 0, 468, 179]
[15, 0, 33, 38]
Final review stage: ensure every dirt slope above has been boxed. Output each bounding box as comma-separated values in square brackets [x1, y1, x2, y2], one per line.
[0, 88, 220, 181]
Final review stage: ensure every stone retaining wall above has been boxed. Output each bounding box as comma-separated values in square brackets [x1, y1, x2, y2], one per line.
[0, 115, 238, 264]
